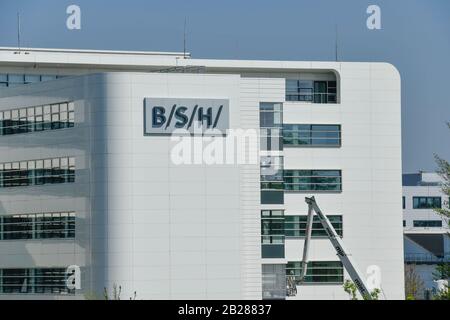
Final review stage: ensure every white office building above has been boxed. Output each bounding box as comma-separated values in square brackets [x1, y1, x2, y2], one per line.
[0, 47, 404, 300]
[403, 172, 450, 298]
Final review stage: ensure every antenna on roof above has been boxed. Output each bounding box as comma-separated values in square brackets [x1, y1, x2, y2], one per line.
[183, 17, 187, 59]
[335, 24, 339, 62]
[15, 12, 21, 54]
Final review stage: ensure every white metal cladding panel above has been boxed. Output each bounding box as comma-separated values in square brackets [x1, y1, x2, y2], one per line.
[282, 63, 404, 300]
[85, 72, 266, 299]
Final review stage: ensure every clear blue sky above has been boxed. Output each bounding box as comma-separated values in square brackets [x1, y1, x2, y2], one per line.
[0, 0, 449, 173]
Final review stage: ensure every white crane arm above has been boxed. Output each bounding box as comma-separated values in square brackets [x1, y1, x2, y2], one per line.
[298, 196, 373, 299]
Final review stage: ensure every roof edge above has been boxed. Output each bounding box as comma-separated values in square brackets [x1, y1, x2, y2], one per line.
[0, 46, 190, 57]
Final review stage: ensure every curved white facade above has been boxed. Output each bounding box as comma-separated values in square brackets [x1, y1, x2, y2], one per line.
[0, 49, 404, 299]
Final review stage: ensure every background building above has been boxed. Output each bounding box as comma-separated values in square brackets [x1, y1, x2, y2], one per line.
[0, 47, 404, 299]
[403, 172, 450, 298]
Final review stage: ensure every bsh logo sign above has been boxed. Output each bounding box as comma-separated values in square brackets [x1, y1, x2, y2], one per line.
[144, 98, 229, 135]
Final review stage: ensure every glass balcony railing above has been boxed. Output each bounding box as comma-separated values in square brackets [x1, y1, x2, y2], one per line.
[404, 253, 450, 263]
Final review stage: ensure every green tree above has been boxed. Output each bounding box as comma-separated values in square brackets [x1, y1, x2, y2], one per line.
[432, 122, 450, 300]
[434, 122, 450, 222]
[343, 279, 358, 300]
[343, 279, 381, 300]
[103, 284, 137, 300]
[433, 263, 450, 280]
[432, 264, 449, 300]
[433, 286, 450, 300]
[404, 264, 424, 300]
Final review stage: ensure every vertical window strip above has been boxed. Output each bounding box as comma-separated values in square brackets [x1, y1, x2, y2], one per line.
[261, 210, 285, 244]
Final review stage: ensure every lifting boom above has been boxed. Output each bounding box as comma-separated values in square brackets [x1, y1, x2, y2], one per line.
[298, 196, 373, 299]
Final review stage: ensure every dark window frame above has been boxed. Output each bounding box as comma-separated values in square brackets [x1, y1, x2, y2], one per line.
[0, 157, 75, 188]
[0, 102, 74, 136]
[412, 197, 442, 209]
[0, 268, 75, 295]
[283, 124, 341, 147]
[285, 215, 343, 238]
[286, 261, 344, 284]
[0, 212, 75, 241]
[284, 169, 342, 192]
[413, 220, 443, 228]
[286, 80, 338, 104]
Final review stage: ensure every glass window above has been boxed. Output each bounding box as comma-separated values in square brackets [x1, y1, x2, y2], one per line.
[11, 109, 19, 120]
[0, 73, 72, 88]
[262, 264, 286, 299]
[260, 128, 283, 151]
[260, 156, 284, 191]
[0, 157, 75, 189]
[413, 220, 443, 228]
[24, 75, 41, 84]
[412, 197, 441, 209]
[8, 74, 25, 84]
[286, 80, 314, 102]
[284, 170, 342, 192]
[260, 103, 282, 128]
[34, 268, 69, 294]
[43, 105, 51, 115]
[2, 215, 33, 240]
[260, 212, 343, 246]
[261, 210, 285, 244]
[40, 75, 57, 82]
[260, 102, 283, 151]
[283, 124, 341, 147]
[0, 102, 74, 136]
[1, 269, 32, 293]
[59, 103, 68, 112]
[286, 261, 344, 284]
[0, 268, 74, 295]
[35, 106, 43, 116]
[285, 215, 343, 237]
[286, 80, 337, 103]
[0, 212, 75, 240]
